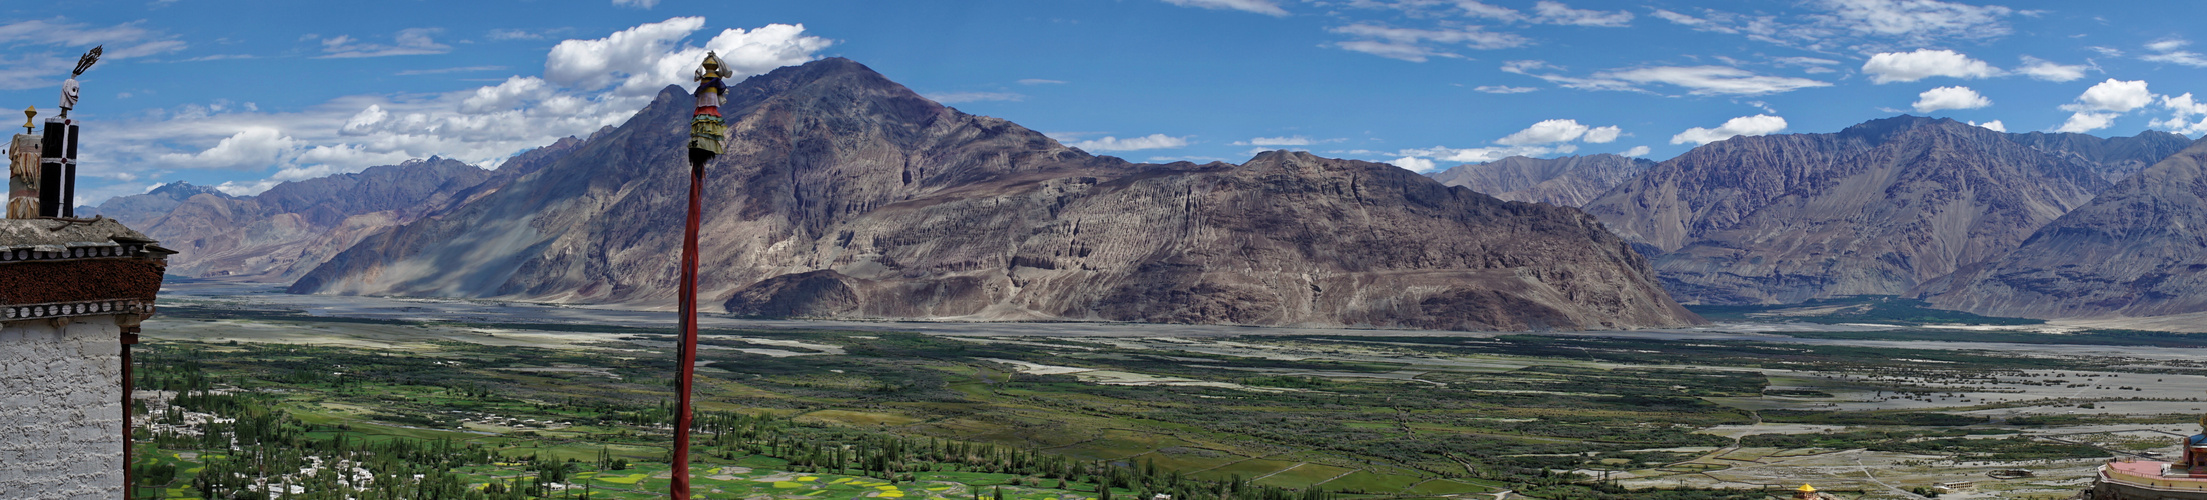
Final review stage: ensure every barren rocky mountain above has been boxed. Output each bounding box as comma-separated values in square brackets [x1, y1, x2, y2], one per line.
[99, 135, 590, 281]
[1581, 116, 2184, 305]
[2006, 129, 2192, 183]
[1922, 136, 2207, 318]
[1426, 154, 1654, 207]
[84, 181, 233, 227]
[290, 58, 1699, 331]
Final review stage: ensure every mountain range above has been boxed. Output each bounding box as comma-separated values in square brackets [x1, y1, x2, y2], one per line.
[1579, 117, 2190, 305]
[92, 57, 2207, 327]
[1426, 154, 1654, 207]
[253, 58, 1695, 331]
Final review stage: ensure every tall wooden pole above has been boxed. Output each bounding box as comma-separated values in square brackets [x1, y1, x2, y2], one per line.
[672, 154, 703, 499]
[674, 49, 729, 500]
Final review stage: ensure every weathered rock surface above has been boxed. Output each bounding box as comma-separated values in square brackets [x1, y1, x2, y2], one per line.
[291, 58, 1700, 331]
[1427, 154, 1654, 207]
[1923, 137, 2207, 318]
[1580, 116, 2173, 305]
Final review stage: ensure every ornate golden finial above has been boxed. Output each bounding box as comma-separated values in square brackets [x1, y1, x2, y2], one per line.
[20, 106, 33, 134]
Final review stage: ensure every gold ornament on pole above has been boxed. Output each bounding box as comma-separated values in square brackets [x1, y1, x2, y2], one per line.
[19, 107, 32, 134]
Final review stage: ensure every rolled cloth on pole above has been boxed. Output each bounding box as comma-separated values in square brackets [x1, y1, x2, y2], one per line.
[7, 134, 37, 219]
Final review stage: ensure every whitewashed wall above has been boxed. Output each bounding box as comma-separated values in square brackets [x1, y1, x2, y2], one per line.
[0, 315, 123, 499]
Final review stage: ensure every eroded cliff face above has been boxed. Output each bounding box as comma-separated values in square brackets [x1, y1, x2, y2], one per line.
[291, 58, 1700, 331]
[1580, 116, 2148, 305]
[1427, 154, 1654, 207]
[1923, 137, 2207, 319]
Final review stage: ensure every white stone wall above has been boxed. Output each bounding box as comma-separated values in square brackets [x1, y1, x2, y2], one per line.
[0, 315, 123, 499]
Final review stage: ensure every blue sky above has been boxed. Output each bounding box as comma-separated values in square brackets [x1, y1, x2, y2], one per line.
[6, 0, 2207, 205]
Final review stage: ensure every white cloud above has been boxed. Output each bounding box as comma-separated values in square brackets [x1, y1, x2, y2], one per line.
[2141, 38, 2207, 68]
[1599, 66, 1832, 96]
[1583, 125, 1621, 143]
[156, 128, 299, 170]
[1455, 1, 1524, 22]
[1017, 79, 1066, 85]
[1069, 134, 1191, 152]
[1912, 86, 1990, 113]
[1670, 115, 1787, 145]
[1861, 49, 1999, 83]
[1651, 1, 2012, 52]
[1328, 23, 1528, 62]
[315, 28, 451, 58]
[925, 92, 1024, 104]
[1162, 0, 1288, 16]
[1530, 1, 1632, 27]
[1619, 145, 1651, 157]
[80, 18, 834, 202]
[1496, 119, 1590, 145]
[546, 18, 831, 97]
[613, 0, 659, 8]
[1395, 144, 1569, 165]
[1233, 136, 1316, 146]
[1389, 156, 1437, 172]
[1969, 120, 2006, 132]
[2151, 93, 2207, 135]
[2055, 112, 2118, 134]
[2015, 56, 2087, 82]
[1815, 0, 2014, 42]
[2062, 79, 2154, 113]
[1473, 85, 1538, 94]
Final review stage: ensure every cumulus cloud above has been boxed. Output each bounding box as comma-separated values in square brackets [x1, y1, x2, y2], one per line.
[1396, 144, 1573, 165]
[1861, 49, 1999, 83]
[546, 18, 830, 96]
[1068, 134, 1191, 152]
[1620, 145, 1652, 157]
[1969, 120, 2006, 132]
[2056, 113, 2118, 134]
[315, 28, 451, 58]
[925, 92, 1024, 104]
[1912, 86, 1991, 113]
[80, 18, 833, 202]
[2015, 56, 2088, 82]
[1232, 136, 1317, 146]
[2151, 93, 2207, 135]
[1385, 119, 1620, 170]
[1496, 119, 1592, 145]
[1583, 125, 1622, 143]
[2050, 79, 2154, 133]
[1162, 0, 1288, 16]
[1670, 115, 1787, 145]
[1389, 156, 1437, 172]
[2063, 79, 2154, 113]
[1473, 85, 1538, 94]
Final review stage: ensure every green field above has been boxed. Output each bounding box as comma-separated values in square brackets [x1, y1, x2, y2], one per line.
[121, 301, 2174, 499]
